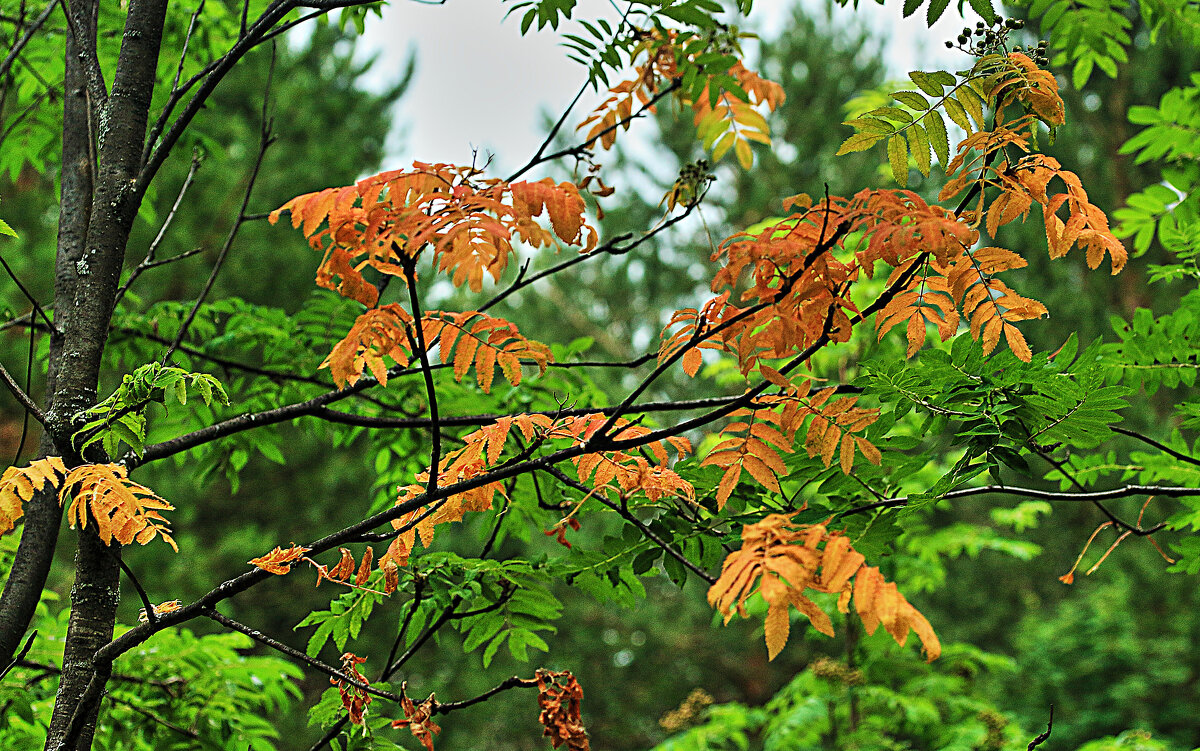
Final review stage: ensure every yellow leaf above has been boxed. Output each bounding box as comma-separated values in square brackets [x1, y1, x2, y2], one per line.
[837, 133, 882, 156]
[734, 137, 753, 170]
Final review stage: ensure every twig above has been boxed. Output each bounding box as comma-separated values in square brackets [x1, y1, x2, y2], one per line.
[115, 151, 203, 306]
[106, 694, 200, 740]
[201, 608, 400, 701]
[170, 1, 205, 93]
[0, 253, 56, 333]
[1028, 705, 1053, 750]
[1113, 426, 1200, 468]
[163, 48, 276, 362]
[401, 254, 442, 495]
[117, 557, 156, 624]
[0, 359, 45, 425]
[0, 0, 56, 80]
[505, 77, 591, 182]
[838, 483, 1197, 529]
[541, 464, 715, 584]
[428, 675, 538, 715]
[509, 78, 683, 180]
[0, 631, 35, 681]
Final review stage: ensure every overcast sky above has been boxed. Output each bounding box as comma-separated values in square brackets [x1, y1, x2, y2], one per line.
[355, 1, 978, 176]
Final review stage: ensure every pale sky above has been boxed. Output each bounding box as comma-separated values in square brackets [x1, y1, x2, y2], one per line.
[356, 1, 979, 176]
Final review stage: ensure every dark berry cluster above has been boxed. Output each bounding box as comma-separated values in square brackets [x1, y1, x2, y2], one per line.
[944, 16, 1047, 64]
[1013, 38, 1051, 66]
[678, 159, 714, 187]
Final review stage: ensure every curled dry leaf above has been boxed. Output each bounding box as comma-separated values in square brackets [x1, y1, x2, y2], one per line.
[332, 652, 372, 725]
[249, 544, 310, 575]
[391, 693, 441, 751]
[138, 599, 182, 623]
[536, 669, 589, 751]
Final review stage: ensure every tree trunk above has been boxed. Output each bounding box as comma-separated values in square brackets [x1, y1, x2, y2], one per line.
[0, 0, 96, 665]
[39, 0, 169, 746]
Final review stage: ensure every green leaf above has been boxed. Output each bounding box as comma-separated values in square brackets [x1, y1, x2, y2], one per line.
[923, 110, 949, 166]
[0, 218, 16, 238]
[1072, 57, 1094, 90]
[836, 133, 882, 155]
[907, 123, 932, 176]
[967, 0, 999, 22]
[943, 96, 972, 132]
[955, 86, 985, 129]
[909, 71, 946, 97]
[892, 90, 930, 110]
[926, 0, 952, 24]
[888, 134, 909, 187]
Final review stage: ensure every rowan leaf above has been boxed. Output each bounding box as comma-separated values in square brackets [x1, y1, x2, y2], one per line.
[0, 457, 66, 536]
[709, 515, 939, 661]
[250, 544, 311, 575]
[60, 464, 177, 551]
[888, 135, 909, 187]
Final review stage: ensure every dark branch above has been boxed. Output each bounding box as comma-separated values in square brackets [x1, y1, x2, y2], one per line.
[201, 608, 400, 701]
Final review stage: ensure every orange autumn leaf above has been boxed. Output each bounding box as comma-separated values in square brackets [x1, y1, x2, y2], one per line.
[0, 456, 66, 535]
[61, 464, 176, 551]
[138, 599, 182, 623]
[322, 304, 415, 387]
[423, 311, 552, 393]
[272, 163, 596, 297]
[249, 544, 311, 575]
[708, 514, 940, 662]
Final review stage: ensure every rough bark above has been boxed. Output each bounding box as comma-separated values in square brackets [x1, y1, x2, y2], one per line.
[43, 0, 169, 745]
[0, 0, 95, 664]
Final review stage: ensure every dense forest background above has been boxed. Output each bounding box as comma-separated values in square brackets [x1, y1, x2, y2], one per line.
[1, 1, 1197, 749]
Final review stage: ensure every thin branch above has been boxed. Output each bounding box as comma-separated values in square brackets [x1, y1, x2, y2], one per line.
[0, 0, 56, 80]
[115, 150, 203, 306]
[106, 694, 199, 740]
[15, 659, 183, 692]
[1113, 426, 1200, 468]
[1032, 446, 1165, 536]
[170, 0, 204, 93]
[163, 51, 275, 362]
[1028, 705, 1053, 750]
[0, 252, 56, 333]
[117, 557, 156, 625]
[505, 77, 591, 182]
[510, 78, 684, 180]
[541, 465, 715, 584]
[308, 394, 777, 430]
[480, 200, 697, 315]
[0, 631, 35, 682]
[201, 608, 400, 701]
[402, 254, 442, 495]
[0, 359, 44, 425]
[838, 483, 1199, 527]
[428, 675, 538, 715]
